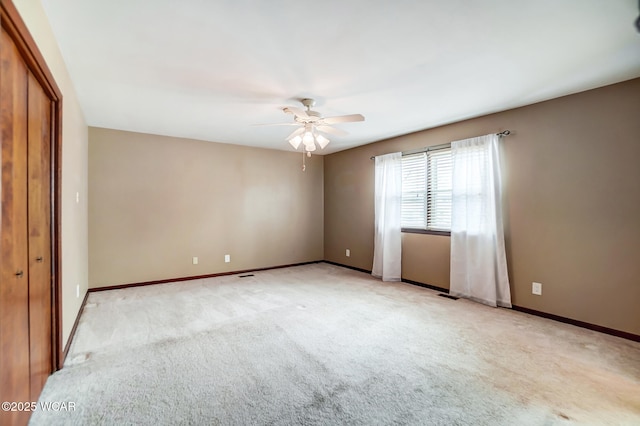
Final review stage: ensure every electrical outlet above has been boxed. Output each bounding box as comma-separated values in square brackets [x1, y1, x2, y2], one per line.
[224, 254, 230, 263]
[75, 192, 80, 203]
[532, 282, 542, 296]
[192, 257, 198, 265]
[346, 249, 350, 257]
[76, 284, 80, 298]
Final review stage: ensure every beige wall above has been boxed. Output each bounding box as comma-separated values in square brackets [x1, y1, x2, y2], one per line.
[89, 128, 323, 287]
[14, 0, 89, 348]
[325, 78, 640, 335]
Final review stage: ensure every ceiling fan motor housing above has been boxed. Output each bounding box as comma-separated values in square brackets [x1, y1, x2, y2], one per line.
[295, 110, 321, 123]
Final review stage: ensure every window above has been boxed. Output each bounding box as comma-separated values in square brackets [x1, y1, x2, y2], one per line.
[401, 147, 452, 232]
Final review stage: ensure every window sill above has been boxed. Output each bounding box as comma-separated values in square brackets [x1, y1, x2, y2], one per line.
[401, 228, 451, 236]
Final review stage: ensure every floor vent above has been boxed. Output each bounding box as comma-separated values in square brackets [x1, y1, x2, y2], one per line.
[239, 274, 254, 278]
[438, 293, 459, 300]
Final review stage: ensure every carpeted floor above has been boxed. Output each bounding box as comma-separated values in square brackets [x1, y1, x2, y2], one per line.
[31, 263, 640, 425]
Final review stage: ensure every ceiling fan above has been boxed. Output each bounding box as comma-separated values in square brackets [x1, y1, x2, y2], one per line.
[260, 98, 364, 155]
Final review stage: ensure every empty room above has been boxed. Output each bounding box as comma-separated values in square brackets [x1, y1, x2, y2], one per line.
[1, 0, 639, 425]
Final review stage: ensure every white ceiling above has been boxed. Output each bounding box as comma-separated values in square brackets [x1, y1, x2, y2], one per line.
[41, 0, 640, 155]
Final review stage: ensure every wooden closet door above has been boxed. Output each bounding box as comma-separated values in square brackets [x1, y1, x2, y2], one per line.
[0, 24, 31, 425]
[27, 71, 53, 402]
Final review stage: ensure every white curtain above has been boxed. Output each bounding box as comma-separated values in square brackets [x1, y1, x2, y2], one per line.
[450, 134, 511, 307]
[372, 152, 402, 281]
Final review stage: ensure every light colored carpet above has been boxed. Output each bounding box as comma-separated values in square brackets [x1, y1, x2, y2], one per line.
[31, 263, 640, 425]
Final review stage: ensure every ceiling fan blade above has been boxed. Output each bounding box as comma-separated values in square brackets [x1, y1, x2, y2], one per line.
[253, 122, 299, 127]
[321, 114, 365, 125]
[283, 107, 309, 119]
[317, 125, 348, 136]
[285, 127, 305, 141]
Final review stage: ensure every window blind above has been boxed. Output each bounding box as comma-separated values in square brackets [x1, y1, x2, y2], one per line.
[401, 147, 452, 231]
[426, 148, 453, 230]
[401, 152, 427, 229]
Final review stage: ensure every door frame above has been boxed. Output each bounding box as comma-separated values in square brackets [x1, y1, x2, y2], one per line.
[1, 0, 63, 370]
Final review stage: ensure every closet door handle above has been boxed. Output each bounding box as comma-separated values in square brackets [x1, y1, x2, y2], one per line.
[15, 270, 24, 278]
[36, 256, 44, 262]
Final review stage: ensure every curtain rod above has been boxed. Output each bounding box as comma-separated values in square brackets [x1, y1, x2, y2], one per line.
[370, 130, 511, 160]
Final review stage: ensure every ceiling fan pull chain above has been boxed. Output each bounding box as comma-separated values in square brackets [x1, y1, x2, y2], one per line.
[302, 149, 306, 172]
